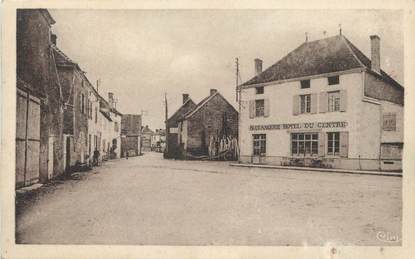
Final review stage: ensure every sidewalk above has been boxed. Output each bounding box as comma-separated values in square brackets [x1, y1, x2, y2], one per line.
[229, 163, 402, 177]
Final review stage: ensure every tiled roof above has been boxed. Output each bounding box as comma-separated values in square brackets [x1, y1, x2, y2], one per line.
[166, 98, 197, 126]
[183, 93, 217, 119]
[242, 35, 403, 90]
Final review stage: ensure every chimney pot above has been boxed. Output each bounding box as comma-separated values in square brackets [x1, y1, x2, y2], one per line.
[51, 33, 57, 45]
[370, 35, 381, 74]
[182, 93, 189, 104]
[210, 89, 217, 95]
[255, 58, 263, 76]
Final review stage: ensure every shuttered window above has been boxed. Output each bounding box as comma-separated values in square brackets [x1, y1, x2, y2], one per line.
[253, 134, 266, 156]
[291, 133, 318, 156]
[328, 91, 341, 112]
[300, 94, 311, 114]
[327, 132, 348, 157]
[327, 132, 340, 155]
[255, 99, 264, 117]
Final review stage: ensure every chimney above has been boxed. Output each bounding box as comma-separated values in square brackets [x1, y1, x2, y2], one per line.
[51, 33, 57, 45]
[182, 93, 189, 104]
[210, 89, 217, 96]
[255, 58, 263, 76]
[370, 35, 381, 74]
[108, 92, 114, 107]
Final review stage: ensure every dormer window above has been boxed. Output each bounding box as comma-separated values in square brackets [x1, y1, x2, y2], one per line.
[328, 75, 339, 85]
[256, 86, 264, 94]
[300, 80, 310, 89]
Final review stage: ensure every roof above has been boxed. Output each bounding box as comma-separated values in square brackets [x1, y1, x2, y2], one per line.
[241, 34, 403, 90]
[39, 9, 56, 25]
[183, 91, 237, 119]
[166, 98, 197, 126]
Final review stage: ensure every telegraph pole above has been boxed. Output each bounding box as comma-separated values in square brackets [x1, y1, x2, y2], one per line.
[235, 57, 241, 161]
[164, 92, 169, 155]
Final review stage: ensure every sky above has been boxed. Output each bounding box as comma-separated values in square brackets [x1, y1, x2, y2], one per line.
[49, 9, 403, 129]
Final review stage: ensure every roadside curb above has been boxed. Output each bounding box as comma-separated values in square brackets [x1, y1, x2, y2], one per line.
[229, 163, 402, 177]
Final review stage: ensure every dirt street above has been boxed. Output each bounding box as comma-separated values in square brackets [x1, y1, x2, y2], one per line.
[16, 152, 402, 245]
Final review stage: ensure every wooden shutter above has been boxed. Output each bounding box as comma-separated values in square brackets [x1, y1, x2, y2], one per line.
[318, 132, 325, 157]
[293, 95, 299, 115]
[311, 93, 318, 114]
[249, 100, 255, 118]
[319, 92, 328, 113]
[340, 132, 349, 157]
[340, 90, 347, 112]
[264, 99, 270, 117]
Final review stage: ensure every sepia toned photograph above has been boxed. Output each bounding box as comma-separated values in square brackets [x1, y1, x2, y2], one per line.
[4, 4, 413, 257]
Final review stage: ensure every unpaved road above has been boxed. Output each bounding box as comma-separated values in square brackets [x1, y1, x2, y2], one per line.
[16, 152, 402, 245]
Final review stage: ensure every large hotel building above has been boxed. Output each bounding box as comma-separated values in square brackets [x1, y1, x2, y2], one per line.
[238, 34, 404, 171]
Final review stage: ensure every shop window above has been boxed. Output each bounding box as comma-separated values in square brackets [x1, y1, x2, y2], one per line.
[328, 91, 341, 112]
[383, 113, 396, 131]
[255, 99, 265, 117]
[328, 75, 339, 85]
[300, 94, 311, 114]
[327, 132, 340, 155]
[291, 133, 318, 156]
[256, 86, 264, 94]
[300, 80, 310, 89]
[253, 134, 266, 156]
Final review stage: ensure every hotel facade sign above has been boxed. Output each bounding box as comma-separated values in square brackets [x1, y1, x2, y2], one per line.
[249, 121, 348, 131]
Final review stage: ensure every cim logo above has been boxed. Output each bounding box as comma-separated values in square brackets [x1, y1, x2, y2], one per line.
[376, 231, 401, 243]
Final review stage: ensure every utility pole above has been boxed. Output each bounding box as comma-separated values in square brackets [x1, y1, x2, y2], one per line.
[96, 79, 100, 94]
[164, 92, 169, 155]
[235, 57, 241, 161]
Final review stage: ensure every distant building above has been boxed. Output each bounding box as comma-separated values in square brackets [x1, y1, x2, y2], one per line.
[238, 34, 404, 171]
[151, 129, 166, 152]
[177, 89, 239, 160]
[141, 125, 154, 152]
[121, 114, 142, 157]
[16, 9, 64, 187]
[165, 94, 197, 158]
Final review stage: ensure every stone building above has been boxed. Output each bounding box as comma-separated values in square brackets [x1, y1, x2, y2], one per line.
[165, 94, 197, 158]
[16, 9, 64, 187]
[53, 45, 91, 172]
[238, 34, 404, 171]
[141, 125, 154, 152]
[121, 114, 142, 157]
[99, 93, 122, 160]
[151, 129, 166, 152]
[177, 89, 239, 160]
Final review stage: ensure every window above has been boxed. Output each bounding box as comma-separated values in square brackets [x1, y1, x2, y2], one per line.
[291, 133, 318, 156]
[114, 122, 119, 132]
[255, 99, 265, 117]
[94, 135, 97, 150]
[253, 134, 266, 156]
[81, 93, 85, 114]
[328, 75, 339, 85]
[300, 80, 310, 89]
[383, 113, 396, 131]
[300, 94, 311, 114]
[88, 134, 91, 154]
[327, 132, 340, 155]
[95, 107, 98, 124]
[256, 86, 264, 94]
[328, 91, 341, 112]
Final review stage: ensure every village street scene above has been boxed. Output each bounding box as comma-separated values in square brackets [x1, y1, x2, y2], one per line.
[15, 9, 404, 246]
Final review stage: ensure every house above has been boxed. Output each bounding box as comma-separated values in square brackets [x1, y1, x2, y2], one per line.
[177, 89, 239, 160]
[86, 82, 102, 166]
[141, 125, 154, 152]
[54, 44, 91, 172]
[99, 93, 122, 160]
[16, 9, 65, 187]
[238, 33, 404, 171]
[121, 114, 142, 157]
[165, 94, 197, 158]
[151, 129, 166, 152]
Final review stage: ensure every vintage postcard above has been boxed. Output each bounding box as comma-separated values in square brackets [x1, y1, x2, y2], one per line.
[1, 0, 415, 258]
